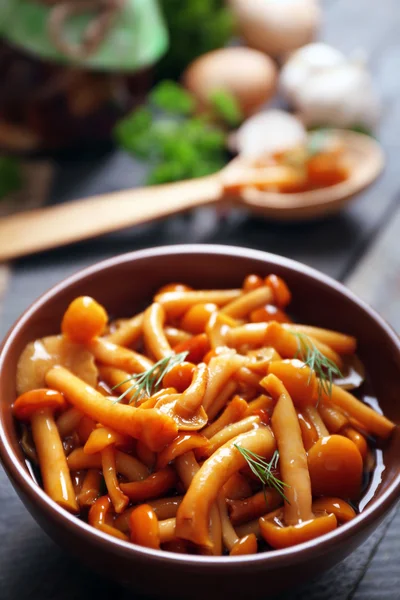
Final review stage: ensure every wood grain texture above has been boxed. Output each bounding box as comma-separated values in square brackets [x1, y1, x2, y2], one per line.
[345, 203, 400, 333]
[352, 508, 400, 600]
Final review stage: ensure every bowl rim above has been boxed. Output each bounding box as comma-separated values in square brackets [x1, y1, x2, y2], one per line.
[1, 243, 399, 569]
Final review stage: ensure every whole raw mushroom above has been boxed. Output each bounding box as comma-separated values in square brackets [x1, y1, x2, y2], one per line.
[228, 0, 321, 58]
[183, 47, 278, 118]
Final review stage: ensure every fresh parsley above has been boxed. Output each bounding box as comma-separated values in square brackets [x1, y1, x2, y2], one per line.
[114, 81, 239, 185]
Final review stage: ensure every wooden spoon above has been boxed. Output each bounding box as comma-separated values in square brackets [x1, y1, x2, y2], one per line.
[0, 131, 383, 262]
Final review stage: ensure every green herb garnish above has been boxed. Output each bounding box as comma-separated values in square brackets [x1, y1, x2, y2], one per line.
[114, 107, 154, 160]
[112, 351, 188, 405]
[234, 446, 290, 504]
[0, 156, 22, 199]
[291, 331, 343, 400]
[114, 81, 233, 184]
[150, 80, 196, 116]
[157, 0, 234, 80]
[208, 89, 243, 128]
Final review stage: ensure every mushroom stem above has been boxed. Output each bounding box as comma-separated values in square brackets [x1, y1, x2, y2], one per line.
[220, 286, 274, 318]
[77, 469, 101, 507]
[265, 322, 343, 369]
[105, 312, 144, 347]
[304, 405, 329, 438]
[176, 427, 275, 548]
[283, 324, 356, 354]
[200, 415, 261, 459]
[155, 289, 242, 319]
[158, 518, 177, 544]
[266, 374, 314, 525]
[217, 492, 239, 551]
[175, 451, 222, 555]
[228, 489, 282, 525]
[175, 362, 209, 417]
[143, 303, 172, 361]
[321, 384, 395, 439]
[101, 445, 129, 514]
[46, 366, 178, 451]
[88, 338, 153, 373]
[31, 408, 78, 513]
[89, 495, 128, 541]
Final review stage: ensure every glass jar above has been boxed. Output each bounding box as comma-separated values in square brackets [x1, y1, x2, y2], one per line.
[0, 0, 168, 152]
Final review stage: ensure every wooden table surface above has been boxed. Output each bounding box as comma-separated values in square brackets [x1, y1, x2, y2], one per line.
[1, 1, 400, 598]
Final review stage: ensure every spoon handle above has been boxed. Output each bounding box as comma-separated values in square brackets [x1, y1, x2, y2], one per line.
[0, 175, 223, 262]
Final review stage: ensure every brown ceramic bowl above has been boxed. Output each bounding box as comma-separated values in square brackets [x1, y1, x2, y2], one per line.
[0, 245, 399, 599]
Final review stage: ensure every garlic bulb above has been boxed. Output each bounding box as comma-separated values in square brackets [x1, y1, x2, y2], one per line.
[294, 62, 381, 129]
[233, 110, 307, 158]
[228, 0, 321, 58]
[280, 43, 347, 103]
[279, 43, 381, 130]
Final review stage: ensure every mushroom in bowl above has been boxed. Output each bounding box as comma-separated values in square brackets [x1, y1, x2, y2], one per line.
[0, 245, 399, 599]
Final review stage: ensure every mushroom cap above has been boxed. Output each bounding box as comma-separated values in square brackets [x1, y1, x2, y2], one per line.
[61, 296, 108, 344]
[84, 425, 130, 455]
[13, 388, 66, 420]
[155, 394, 208, 431]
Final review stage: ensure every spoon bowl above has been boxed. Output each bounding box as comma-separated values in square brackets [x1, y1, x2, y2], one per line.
[236, 130, 384, 220]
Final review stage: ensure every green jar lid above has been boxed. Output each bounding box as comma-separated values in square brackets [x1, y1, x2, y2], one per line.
[1, 0, 169, 72]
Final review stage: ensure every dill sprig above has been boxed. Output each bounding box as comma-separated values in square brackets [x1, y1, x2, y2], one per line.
[112, 351, 188, 405]
[234, 446, 290, 504]
[291, 331, 343, 400]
